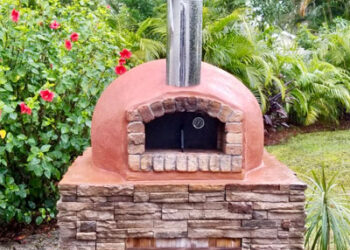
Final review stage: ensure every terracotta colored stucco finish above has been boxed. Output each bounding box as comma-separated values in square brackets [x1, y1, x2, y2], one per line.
[91, 60, 264, 181]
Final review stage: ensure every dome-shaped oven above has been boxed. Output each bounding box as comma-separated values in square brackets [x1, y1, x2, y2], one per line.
[91, 60, 264, 181]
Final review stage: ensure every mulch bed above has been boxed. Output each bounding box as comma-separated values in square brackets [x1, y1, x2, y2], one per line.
[0, 220, 57, 244]
[264, 120, 350, 146]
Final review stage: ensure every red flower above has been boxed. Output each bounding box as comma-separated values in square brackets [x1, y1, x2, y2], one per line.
[40, 90, 55, 102]
[106, 5, 111, 9]
[119, 58, 126, 65]
[115, 65, 127, 75]
[65, 40, 72, 50]
[19, 102, 32, 115]
[70, 32, 79, 42]
[119, 48, 132, 59]
[11, 9, 19, 23]
[50, 20, 60, 30]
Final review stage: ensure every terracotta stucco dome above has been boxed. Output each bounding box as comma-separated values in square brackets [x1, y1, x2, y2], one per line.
[91, 60, 264, 181]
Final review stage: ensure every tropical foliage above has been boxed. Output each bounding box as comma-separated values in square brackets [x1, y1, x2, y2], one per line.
[305, 166, 350, 249]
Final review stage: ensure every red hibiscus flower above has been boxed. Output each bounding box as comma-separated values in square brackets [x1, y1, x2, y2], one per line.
[119, 58, 126, 65]
[50, 20, 60, 30]
[19, 102, 32, 115]
[65, 40, 72, 50]
[11, 9, 19, 23]
[115, 65, 127, 75]
[119, 48, 132, 59]
[40, 90, 55, 102]
[70, 32, 79, 42]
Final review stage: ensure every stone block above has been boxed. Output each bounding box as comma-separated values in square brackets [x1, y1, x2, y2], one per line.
[134, 185, 188, 193]
[197, 98, 209, 112]
[57, 211, 77, 222]
[138, 105, 154, 123]
[96, 243, 125, 250]
[164, 154, 176, 171]
[176, 155, 187, 172]
[128, 155, 140, 171]
[251, 229, 278, 239]
[77, 185, 133, 197]
[220, 155, 231, 172]
[59, 228, 76, 240]
[253, 211, 267, 220]
[225, 122, 242, 133]
[163, 98, 176, 113]
[126, 110, 142, 122]
[96, 221, 117, 232]
[188, 220, 240, 229]
[228, 202, 252, 214]
[224, 144, 242, 155]
[228, 110, 243, 122]
[61, 195, 77, 202]
[97, 229, 127, 239]
[128, 144, 145, 154]
[107, 196, 133, 202]
[57, 221, 76, 229]
[217, 105, 233, 122]
[226, 133, 243, 144]
[78, 221, 96, 232]
[150, 101, 164, 118]
[231, 156, 242, 172]
[187, 154, 198, 172]
[140, 154, 152, 172]
[290, 195, 306, 202]
[134, 192, 150, 202]
[189, 184, 225, 192]
[127, 122, 145, 133]
[57, 201, 93, 211]
[77, 196, 108, 203]
[226, 192, 289, 202]
[149, 192, 188, 203]
[208, 100, 221, 118]
[116, 220, 153, 229]
[127, 228, 154, 238]
[76, 232, 96, 241]
[253, 202, 304, 210]
[153, 155, 164, 172]
[268, 210, 306, 220]
[209, 154, 220, 172]
[128, 133, 145, 145]
[198, 154, 209, 171]
[204, 210, 252, 220]
[78, 210, 114, 221]
[175, 97, 186, 112]
[59, 184, 77, 196]
[188, 228, 251, 238]
[242, 220, 278, 228]
[184, 97, 198, 112]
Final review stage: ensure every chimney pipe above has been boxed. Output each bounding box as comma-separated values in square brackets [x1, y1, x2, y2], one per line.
[167, 0, 203, 87]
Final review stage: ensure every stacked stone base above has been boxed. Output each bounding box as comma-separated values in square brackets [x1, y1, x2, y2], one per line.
[57, 183, 306, 250]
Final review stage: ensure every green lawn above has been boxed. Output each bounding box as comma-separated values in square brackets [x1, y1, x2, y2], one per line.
[266, 130, 350, 189]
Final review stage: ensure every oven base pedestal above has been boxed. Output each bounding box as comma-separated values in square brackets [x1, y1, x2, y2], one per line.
[58, 182, 306, 250]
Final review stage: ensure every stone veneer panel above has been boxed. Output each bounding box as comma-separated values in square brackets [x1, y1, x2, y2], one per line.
[58, 183, 306, 250]
[126, 97, 244, 173]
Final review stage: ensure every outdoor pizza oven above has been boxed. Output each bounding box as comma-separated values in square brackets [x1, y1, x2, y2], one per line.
[57, 1, 307, 249]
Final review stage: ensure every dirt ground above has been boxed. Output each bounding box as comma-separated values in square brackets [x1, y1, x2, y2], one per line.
[0, 230, 58, 250]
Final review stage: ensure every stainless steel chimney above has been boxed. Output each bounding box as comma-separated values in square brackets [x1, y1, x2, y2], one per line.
[167, 0, 203, 87]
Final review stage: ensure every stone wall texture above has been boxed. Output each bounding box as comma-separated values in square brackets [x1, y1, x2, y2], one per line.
[58, 183, 306, 250]
[126, 96, 244, 173]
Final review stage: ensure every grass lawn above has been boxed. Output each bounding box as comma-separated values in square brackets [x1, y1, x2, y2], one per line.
[266, 130, 350, 189]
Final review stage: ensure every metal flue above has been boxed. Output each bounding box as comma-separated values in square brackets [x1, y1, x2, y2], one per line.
[167, 0, 203, 87]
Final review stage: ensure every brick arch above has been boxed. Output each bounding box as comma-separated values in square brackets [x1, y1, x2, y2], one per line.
[126, 96, 244, 173]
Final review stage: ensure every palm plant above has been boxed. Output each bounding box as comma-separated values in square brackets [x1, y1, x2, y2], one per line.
[304, 165, 350, 249]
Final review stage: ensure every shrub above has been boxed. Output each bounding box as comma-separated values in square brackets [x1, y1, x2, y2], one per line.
[305, 165, 350, 249]
[0, 0, 130, 224]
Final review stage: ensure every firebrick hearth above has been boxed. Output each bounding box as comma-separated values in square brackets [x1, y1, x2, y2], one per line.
[57, 0, 306, 249]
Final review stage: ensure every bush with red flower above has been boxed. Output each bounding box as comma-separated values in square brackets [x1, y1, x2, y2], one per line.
[0, 0, 136, 225]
